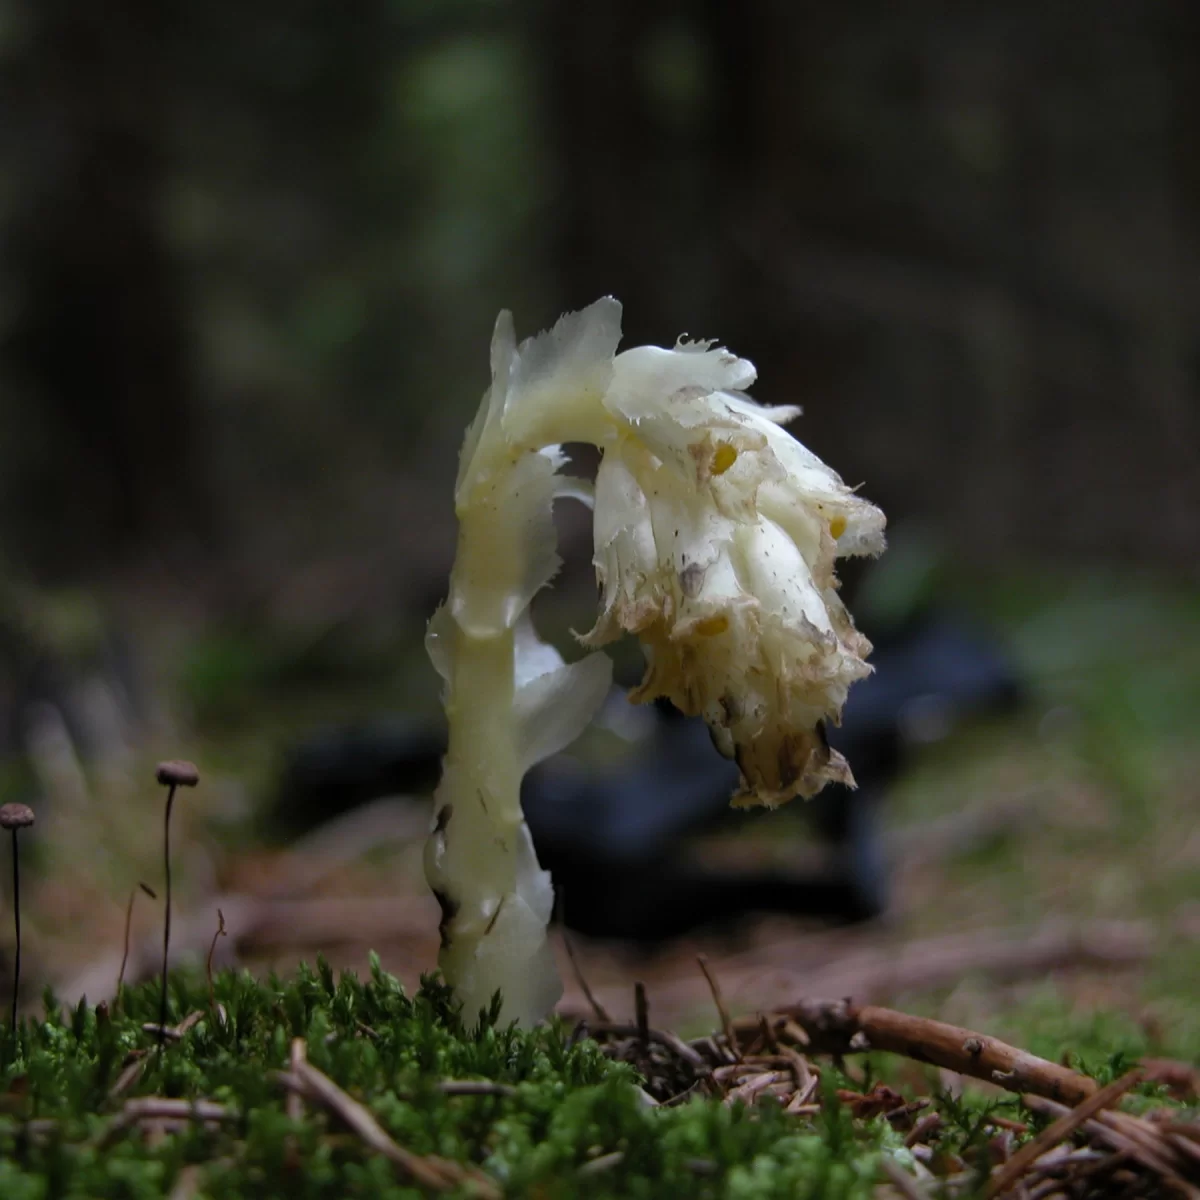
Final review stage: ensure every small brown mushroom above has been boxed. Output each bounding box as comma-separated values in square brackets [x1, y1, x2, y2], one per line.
[0, 803, 35, 830]
[155, 761, 200, 788]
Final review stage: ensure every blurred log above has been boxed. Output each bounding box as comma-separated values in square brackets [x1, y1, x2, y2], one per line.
[564, 919, 1159, 1027]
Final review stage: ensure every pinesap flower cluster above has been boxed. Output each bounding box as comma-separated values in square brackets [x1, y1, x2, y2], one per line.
[425, 298, 885, 1025]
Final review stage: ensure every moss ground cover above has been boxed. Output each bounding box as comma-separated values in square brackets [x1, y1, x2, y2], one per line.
[0, 959, 896, 1199]
[2, 955, 1197, 1198]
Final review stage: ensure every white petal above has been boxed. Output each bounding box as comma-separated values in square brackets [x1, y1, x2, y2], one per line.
[733, 518, 832, 636]
[728, 396, 887, 559]
[582, 444, 663, 644]
[502, 298, 624, 448]
[450, 446, 567, 637]
[515, 647, 612, 771]
[456, 310, 516, 501]
[513, 610, 565, 688]
[425, 602, 456, 687]
[610, 344, 756, 417]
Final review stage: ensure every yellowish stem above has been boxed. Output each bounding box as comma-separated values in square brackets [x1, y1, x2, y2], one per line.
[425, 502, 563, 1026]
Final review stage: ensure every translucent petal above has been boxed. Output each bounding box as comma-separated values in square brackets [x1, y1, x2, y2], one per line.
[424, 602, 456, 687]
[502, 298, 623, 448]
[734, 518, 832, 636]
[609, 344, 756, 419]
[456, 310, 516, 501]
[515, 647, 612, 771]
[449, 446, 566, 637]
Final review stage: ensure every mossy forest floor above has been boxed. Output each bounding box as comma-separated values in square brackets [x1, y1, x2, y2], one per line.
[1, 956, 1198, 1199]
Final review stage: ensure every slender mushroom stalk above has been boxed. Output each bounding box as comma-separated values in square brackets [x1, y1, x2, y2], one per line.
[154, 760, 199, 1045]
[0, 803, 35, 1032]
[427, 299, 885, 1026]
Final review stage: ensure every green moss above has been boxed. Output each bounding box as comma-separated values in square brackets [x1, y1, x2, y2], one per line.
[0, 958, 892, 1198]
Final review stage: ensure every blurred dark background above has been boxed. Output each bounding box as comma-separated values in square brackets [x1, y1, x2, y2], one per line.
[3, 1, 1199, 592]
[1, 1, 1199, 1021]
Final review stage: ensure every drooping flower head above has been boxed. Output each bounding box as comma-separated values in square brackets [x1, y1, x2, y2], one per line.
[572, 304, 887, 807]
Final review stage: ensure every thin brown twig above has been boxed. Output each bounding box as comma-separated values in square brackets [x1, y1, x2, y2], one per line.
[281, 1038, 308, 1172]
[96, 1096, 235, 1148]
[878, 1155, 930, 1199]
[122, 1097, 234, 1123]
[436, 1081, 517, 1098]
[279, 1060, 500, 1197]
[287, 1039, 307, 1126]
[584, 1024, 707, 1070]
[904, 1112, 942, 1148]
[142, 1011, 204, 1042]
[108, 1057, 146, 1099]
[985, 1069, 1143, 1197]
[634, 982, 649, 1049]
[1023, 1095, 1200, 1194]
[697, 954, 738, 1057]
[778, 1043, 816, 1103]
[117, 891, 135, 1007]
[206, 909, 227, 1017]
[561, 929, 610, 1023]
[167, 1164, 204, 1200]
[116, 883, 156, 1008]
[1090, 1110, 1199, 1189]
[577, 1151, 625, 1176]
[724, 1070, 789, 1108]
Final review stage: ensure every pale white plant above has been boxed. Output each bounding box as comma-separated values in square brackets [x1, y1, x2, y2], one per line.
[425, 297, 885, 1026]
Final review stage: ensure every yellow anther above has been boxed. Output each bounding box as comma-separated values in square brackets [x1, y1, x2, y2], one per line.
[711, 443, 738, 475]
[694, 614, 729, 637]
[829, 515, 847, 539]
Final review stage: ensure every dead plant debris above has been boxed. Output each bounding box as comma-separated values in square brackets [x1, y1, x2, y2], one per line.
[581, 964, 1200, 1199]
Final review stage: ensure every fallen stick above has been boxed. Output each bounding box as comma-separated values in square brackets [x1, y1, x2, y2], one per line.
[167, 1164, 203, 1200]
[583, 1023, 708, 1070]
[286, 1038, 307, 1125]
[141, 1011, 205, 1042]
[120, 1097, 233, 1123]
[108, 1057, 145, 1099]
[697, 955, 738, 1056]
[435, 1080, 517, 1098]
[96, 1096, 236, 1148]
[277, 1059, 500, 1198]
[984, 1069, 1142, 1197]
[723, 1070, 789, 1109]
[771, 1000, 1099, 1105]
[561, 928, 610, 1023]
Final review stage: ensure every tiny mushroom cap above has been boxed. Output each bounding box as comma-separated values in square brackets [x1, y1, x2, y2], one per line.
[155, 760, 200, 788]
[0, 802, 35, 830]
